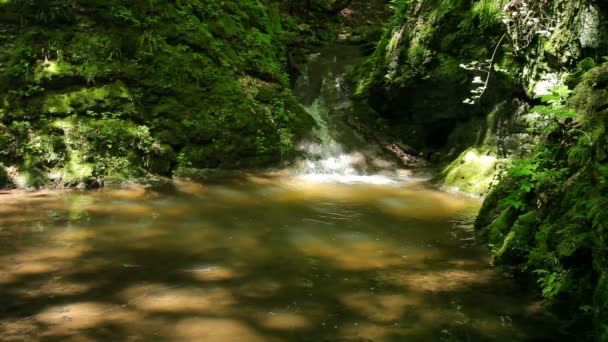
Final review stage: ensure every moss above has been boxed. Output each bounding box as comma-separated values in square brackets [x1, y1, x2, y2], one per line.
[440, 147, 503, 196]
[39, 82, 133, 116]
[62, 150, 95, 186]
[495, 211, 539, 264]
[0, 0, 323, 185]
[32, 60, 76, 83]
[485, 206, 518, 247]
[0, 163, 7, 188]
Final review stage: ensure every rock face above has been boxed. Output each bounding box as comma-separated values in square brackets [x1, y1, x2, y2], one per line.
[0, 0, 318, 188]
[356, 0, 608, 338]
[356, 0, 608, 194]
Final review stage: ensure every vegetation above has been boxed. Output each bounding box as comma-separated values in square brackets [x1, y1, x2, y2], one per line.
[0, 0, 344, 187]
[1, 0, 607, 339]
[476, 67, 608, 339]
[354, 0, 608, 339]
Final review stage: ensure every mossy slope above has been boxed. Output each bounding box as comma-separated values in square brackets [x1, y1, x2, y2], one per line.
[476, 64, 608, 340]
[0, 0, 325, 188]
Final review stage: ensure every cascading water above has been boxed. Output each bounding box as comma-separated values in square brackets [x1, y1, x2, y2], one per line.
[296, 67, 358, 176]
[292, 44, 405, 184]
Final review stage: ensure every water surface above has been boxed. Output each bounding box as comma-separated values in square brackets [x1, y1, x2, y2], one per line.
[0, 175, 559, 341]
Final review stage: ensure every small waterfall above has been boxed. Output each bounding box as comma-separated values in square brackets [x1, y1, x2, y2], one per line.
[292, 45, 402, 184]
[297, 90, 359, 176]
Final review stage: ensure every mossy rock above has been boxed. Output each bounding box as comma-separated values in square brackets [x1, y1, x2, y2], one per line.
[61, 150, 96, 187]
[483, 206, 518, 247]
[494, 211, 539, 264]
[439, 147, 505, 196]
[475, 183, 504, 229]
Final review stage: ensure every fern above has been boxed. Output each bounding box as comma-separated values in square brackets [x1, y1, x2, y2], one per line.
[587, 197, 608, 230]
[471, 0, 504, 30]
[534, 269, 568, 300]
[567, 144, 590, 168]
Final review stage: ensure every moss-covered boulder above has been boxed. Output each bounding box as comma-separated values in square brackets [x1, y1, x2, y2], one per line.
[440, 147, 502, 196]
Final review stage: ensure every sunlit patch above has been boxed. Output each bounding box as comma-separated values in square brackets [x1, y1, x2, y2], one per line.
[211, 185, 257, 203]
[0, 318, 40, 341]
[377, 191, 471, 219]
[184, 265, 242, 282]
[0, 244, 90, 281]
[35, 302, 140, 334]
[173, 179, 208, 196]
[245, 173, 282, 185]
[15, 281, 92, 299]
[260, 311, 311, 330]
[109, 203, 152, 216]
[299, 173, 398, 185]
[119, 284, 235, 315]
[380, 268, 494, 292]
[104, 187, 147, 200]
[159, 204, 201, 218]
[340, 292, 420, 323]
[53, 229, 95, 242]
[173, 318, 267, 342]
[292, 232, 434, 271]
[446, 258, 489, 268]
[45, 60, 59, 74]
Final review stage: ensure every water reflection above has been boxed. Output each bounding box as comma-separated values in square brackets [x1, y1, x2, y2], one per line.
[0, 176, 561, 341]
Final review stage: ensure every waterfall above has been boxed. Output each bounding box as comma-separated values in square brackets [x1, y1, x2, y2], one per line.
[291, 45, 403, 184]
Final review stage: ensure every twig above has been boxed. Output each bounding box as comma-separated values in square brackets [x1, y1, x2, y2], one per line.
[478, 33, 507, 101]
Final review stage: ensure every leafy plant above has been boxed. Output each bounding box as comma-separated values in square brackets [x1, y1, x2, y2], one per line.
[531, 85, 577, 120]
[534, 269, 567, 300]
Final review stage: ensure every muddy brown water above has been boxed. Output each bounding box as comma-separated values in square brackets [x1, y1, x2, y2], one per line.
[0, 174, 562, 341]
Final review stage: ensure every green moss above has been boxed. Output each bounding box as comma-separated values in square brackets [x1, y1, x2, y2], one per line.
[39, 82, 133, 116]
[440, 147, 503, 196]
[62, 150, 95, 186]
[485, 206, 518, 247]
[32, 60, 76, 83]
[495, 211, 539, 263]
[0, 0, 323, 186]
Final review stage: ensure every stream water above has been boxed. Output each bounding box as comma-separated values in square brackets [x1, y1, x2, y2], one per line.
[0, 178, 559, 341]
[0, 29, 562, 342]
